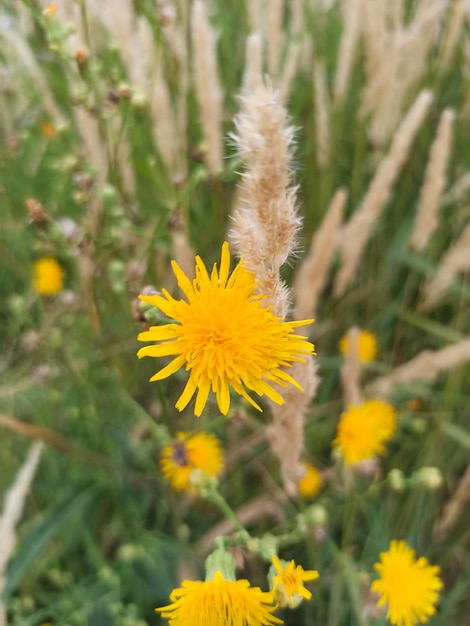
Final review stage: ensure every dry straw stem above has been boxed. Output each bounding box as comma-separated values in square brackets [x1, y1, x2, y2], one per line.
[370, 339, 470, 396]
[190, 0, 223, 176]
[421, 222, 470, 309]
[333, 0, 362, 104]
[242, 33, 264, 94]
[333, 89, 433, 297]
[410, 108, 455, 252]
[0, 442, 43, 626]
[278, 42, 301, 106]
[151, 57, 180, 175]
[437, 0, 464, 70]
[266, 357, 320, 496]
[265, 0, 284, 76]
[313, 60, 331, 170]
[230, 81, 301, 318]
[339, 326, 362, 408]
[434, 464, 470, 541]
[245, 0, 263, 31]
[293, 188, 347, 320]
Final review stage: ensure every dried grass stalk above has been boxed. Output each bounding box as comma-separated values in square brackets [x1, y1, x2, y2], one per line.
[340, 326, 362, 408]
[293, 188, 346, 320]
[265, 0, 284, 76]
[371, 339, 470, 396]
[333, 0, 362, 104]
[421, 222, 470, 309]
[151, 57, 179, 175]
[334, 90, 433, 297]
[438, 0, 464, 70]
[0, 442, 43, 626]
[410, 108, 455, 252]
[313, 60, 331, 169]
[230, 81, 301, 318]
[434, 464, 470, 541]
[266, 357, 320, 496]
[245, 0, 263, 31]
[190, 0, 224, 176]
[242, 33, 264, 94]
[278, 42, 301, 105]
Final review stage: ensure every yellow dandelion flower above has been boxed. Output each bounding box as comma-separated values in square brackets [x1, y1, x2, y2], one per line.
[371, 540, 443, 626]
[339, 329, 378, 363]
[160, 431, 223, 492]
[157, 570, 283, 626]
[137, 242, 314, 416]
[40, 122, 56, 138]
[271, 555, 319, 609]
[298, 463, 323, 499]
[33, 257, 63, 295]
[333, 399, 397, 464]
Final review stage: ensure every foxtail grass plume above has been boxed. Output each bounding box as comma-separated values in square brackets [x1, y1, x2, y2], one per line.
[271, 555, 319, 609]
[371, 540, 443, 626]
[137, 243, 314, 416]
[160, 432, 223, 492]
[157, 570, 282, 626]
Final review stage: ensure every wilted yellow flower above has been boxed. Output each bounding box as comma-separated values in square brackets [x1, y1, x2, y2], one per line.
[33, 257, 63, 295]
[371, 540, 443, 626]
[339, 329, 378, 363]
[271, 555, 319, 609]
[160, 432, 223, 492]
[138, 242, 314, 416]
[157, 570, 282, 626]
[298, 463, 322, 499]
[333, 399, 397, 464]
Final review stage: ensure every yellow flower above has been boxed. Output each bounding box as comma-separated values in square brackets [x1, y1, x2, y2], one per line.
[271, 555, 319, 609]
[298, 463, 322, 499]
[33, 257, 63, 295]
[157, 570, 282, 626]
[160, 431, 223, 492]
[339, 330, 378, 363]
[333, 399, 397, 464]
[40, 122, 56, 138]
[137, 242, 314, 416]
[371, 540, 443, 626]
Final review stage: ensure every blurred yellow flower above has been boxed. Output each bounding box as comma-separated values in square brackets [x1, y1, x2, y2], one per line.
[271, 555, 319, 609]
[160, 431, 223, 492]
[157, 570, 282, 626]
[33, 257, 63, 295]
[339, 329, 378, 363]
[298, 462, 322, 499]
[40, 122, 56, 138]
[333, 399, 397, 464]
[137, 242, 314, 416]
[371, 540, 443, 626]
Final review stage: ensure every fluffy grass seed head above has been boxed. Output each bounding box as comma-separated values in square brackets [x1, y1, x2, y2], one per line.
[137, 242, 314, 416]
[333, 399, 397, 464]
[33, 257, 63, 295]
[160, 431, 223, 492]
[371, 540, 443, 626]
[271, 555, 319, 609]
[157, 570, 282, 626]
[339, 329, 378, 363]
[298, 462, 323, 499]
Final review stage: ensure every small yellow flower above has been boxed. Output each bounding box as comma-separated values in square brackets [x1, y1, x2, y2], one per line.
[33, 257, 63, 295]
[271, 555, 319, 609]
[298, 463, 322, 499]
[40, 122, 56, 138]
[371, 540, 443, 626]
[333, 399, 397, 464]
[160, 431, 223, 492]
[137, 242, 314, 416]
[339, 330, 378, 363]
[157, 570, 282, 626]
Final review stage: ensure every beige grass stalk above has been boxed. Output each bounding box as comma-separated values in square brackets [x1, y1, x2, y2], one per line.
[434, 464, 470, 540]
[293, 188, 346, 320]
[0, 442, 43, 626]
[278, 42, 301, 105]
[313, 60, 331, 170]
[410, 108, 455, 252]
[242, 33, 264, 94]
[438, 0, 464, 70]
[190, 0, 224, 176]
[421, 223, 470, 309]
[266, 357, 320, 496]
[340, 327, 362, 408]
[371, 339, 470, 396]
[334, 89, 433, 297]
[245, 0, 263, 31]
[333, 0, 362, 104]
[151, 57, 179, 175]
[265, 0, 284, 76]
